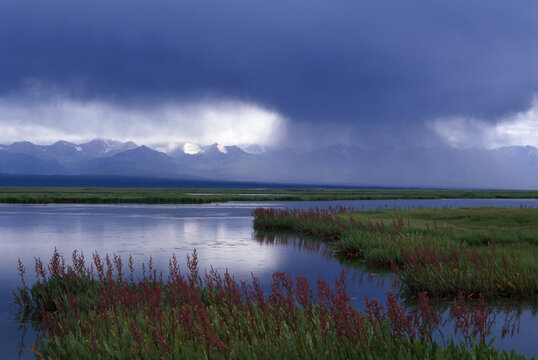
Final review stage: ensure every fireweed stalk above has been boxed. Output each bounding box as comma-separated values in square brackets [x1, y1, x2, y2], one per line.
[13, 249, 530, 359]
[252, 207, 538, 299]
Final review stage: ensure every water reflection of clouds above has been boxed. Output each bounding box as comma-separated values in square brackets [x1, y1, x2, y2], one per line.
[253, 231, 330, 260]
[183, 219, 199, 237]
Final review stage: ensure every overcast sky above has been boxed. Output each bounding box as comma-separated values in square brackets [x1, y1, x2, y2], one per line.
[1, 0, 537, 149]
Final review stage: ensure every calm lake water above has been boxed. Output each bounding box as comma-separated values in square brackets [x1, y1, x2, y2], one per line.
[1, 199, 537, 358]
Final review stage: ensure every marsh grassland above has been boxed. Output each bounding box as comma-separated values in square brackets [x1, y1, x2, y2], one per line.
[15, 250, 530, 359]
[253, 207, 538, 299]
[1, 187, 538, 204]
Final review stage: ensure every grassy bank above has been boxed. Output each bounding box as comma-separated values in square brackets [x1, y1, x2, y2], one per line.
[0, 187, 538, 204]
[253, 207, 538, 299]
[14, 250, 530, 359]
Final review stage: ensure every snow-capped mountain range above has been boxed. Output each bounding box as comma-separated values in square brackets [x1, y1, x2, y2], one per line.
[0, 139, 537, 188]
[0, 139, 138, 161]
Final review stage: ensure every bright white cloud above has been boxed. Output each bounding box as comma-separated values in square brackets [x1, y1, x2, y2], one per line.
[429, 96, 538, 149]
[183, 143, 202, 155]
[0, 92, 286, 147]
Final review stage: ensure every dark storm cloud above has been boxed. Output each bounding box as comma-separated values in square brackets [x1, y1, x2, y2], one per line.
[1, 0, 538, 145]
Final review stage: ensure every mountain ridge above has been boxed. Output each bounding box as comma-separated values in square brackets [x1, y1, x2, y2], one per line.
[0, 140, 536, 189]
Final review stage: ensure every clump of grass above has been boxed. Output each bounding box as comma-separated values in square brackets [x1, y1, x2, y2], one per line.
[252, 206, 356, 239]
[14, 249, 530, 359]
[253, 207, 538, 299]
[393, 240, 536, 298]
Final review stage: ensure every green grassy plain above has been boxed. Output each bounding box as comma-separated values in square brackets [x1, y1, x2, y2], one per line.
[343, 207, 538, 245]
[0, 187, 537, 204]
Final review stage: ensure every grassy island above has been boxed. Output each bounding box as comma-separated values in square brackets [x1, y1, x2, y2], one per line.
[253, 207, 538, 299]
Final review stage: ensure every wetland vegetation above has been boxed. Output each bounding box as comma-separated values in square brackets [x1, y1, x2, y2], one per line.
[1, 187, 538, 204]
[253, 207, 538, 299]
[14, 250, 531, 359]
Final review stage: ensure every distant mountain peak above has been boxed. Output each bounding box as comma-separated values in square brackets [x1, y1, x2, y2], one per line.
[78, 139, 138, 157]
[52, 140, 76, 147]
[201, 143, 229, 155]
[11, 141, 34, 145]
